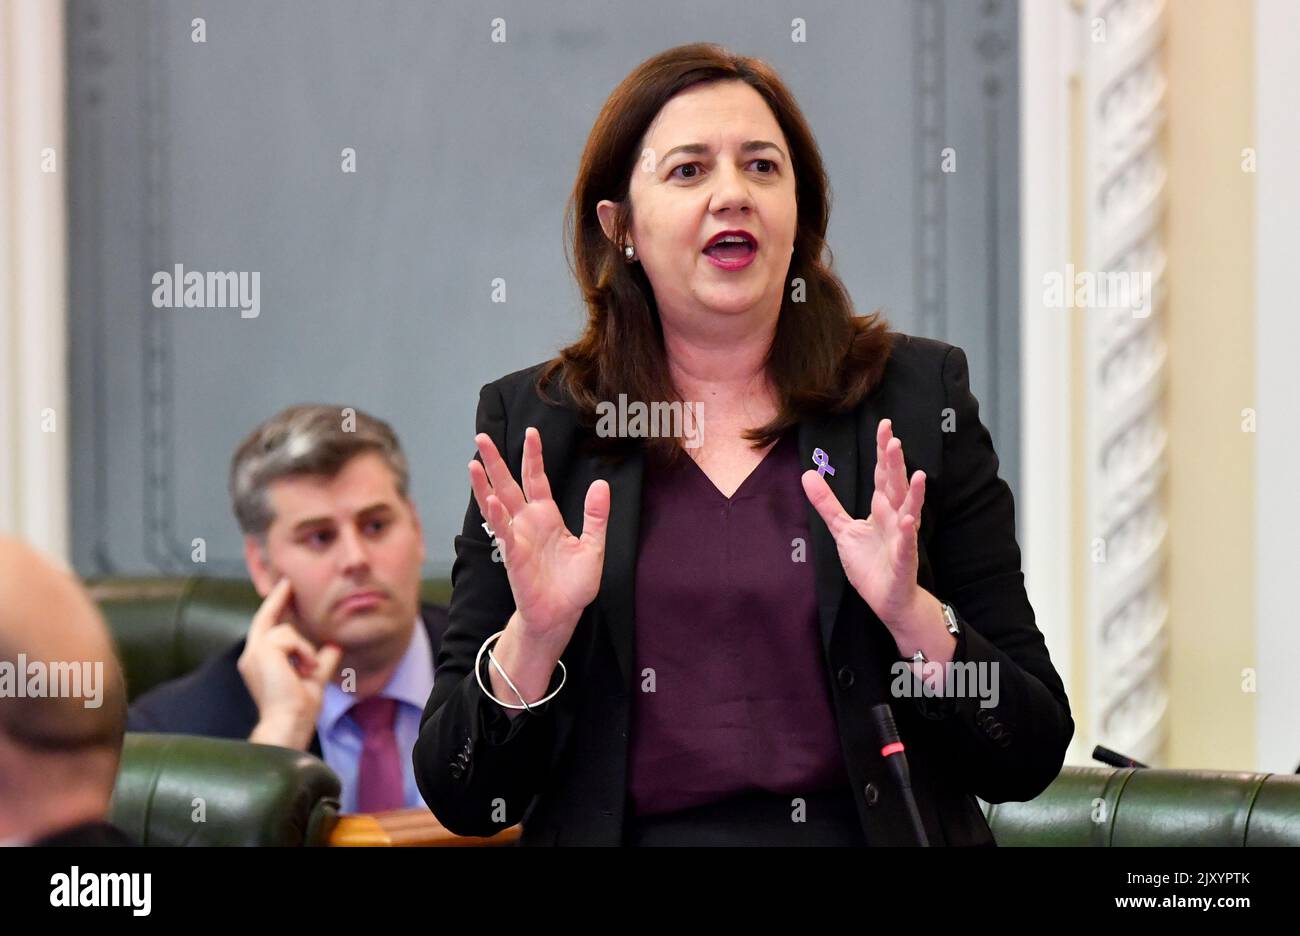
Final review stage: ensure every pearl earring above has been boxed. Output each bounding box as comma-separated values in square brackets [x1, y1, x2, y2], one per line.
[623, 243, 636, 262]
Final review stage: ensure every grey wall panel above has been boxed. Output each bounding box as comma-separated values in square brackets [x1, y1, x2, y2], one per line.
[66, 0, 1020, 578]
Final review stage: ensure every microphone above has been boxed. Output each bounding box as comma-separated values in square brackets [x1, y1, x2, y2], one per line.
[1092, 745, 1148, 769]
[870, 703, 929, 846]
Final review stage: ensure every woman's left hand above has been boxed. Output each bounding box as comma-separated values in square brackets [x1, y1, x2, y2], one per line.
[801, 418, 928, 635]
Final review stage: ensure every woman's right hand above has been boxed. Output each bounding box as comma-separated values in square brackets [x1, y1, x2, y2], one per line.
[469, 426, 610, 658]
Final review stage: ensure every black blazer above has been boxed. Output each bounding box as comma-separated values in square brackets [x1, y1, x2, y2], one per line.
[414, 333, 1074, 846]
[128, 604, 449, 758]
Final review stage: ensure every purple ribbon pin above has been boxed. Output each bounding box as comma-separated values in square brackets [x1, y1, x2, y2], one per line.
[812, 447, 836, 478]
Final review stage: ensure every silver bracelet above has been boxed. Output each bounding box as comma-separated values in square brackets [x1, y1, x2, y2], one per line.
[474, 630, 566, 712]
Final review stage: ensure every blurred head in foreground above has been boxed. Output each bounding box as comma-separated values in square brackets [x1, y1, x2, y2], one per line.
[0, 537, 127, 844]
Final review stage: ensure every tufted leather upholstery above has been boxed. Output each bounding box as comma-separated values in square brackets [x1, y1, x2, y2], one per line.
[90, 576, 453, 701]
[982, 765, 1300, 845]
[110, 733, 342, 846]
[92, 578, 1300, 846]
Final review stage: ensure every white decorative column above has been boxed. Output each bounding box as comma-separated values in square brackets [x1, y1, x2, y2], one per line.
[1019, 0, 1078, 760]
[1083, 0, 1171, 764]
[1255, 0, 1300, 773]
[0, 0, 70, 561]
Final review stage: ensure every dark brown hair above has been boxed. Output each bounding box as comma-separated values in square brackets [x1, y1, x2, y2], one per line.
[538, 42, 894, 464]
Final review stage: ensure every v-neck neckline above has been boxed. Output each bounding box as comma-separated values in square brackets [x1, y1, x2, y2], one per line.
[681, 429, 791, 503]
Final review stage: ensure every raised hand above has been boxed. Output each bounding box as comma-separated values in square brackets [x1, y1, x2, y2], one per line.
[801, 418, 927, 633]
[469, 427, 610, 658]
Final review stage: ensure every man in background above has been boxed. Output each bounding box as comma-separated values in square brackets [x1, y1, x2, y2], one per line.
[129, 405, 446, 814]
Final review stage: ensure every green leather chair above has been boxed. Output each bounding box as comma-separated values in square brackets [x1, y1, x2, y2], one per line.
[94, 578, 1300, 847]
[983, 766, 1300, 845]
[109, 750, 1300, 846]
[110, 733, 342, 846]
[95, 578, 447, 846]
[89, 576, 452, 701]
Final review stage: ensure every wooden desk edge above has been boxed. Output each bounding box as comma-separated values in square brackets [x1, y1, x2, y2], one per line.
[328, 807, 521, 847]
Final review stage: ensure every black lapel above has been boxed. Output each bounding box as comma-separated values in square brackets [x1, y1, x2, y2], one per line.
[418, 602, 448, 659]
[798, 404, 874, 653]
[578, 448, 644, 692]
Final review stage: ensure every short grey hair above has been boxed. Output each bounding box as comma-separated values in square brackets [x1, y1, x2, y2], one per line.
[229, 405, 410, 537]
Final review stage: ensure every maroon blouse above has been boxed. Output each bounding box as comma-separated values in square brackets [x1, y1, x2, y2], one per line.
[627, 428, 852, 819]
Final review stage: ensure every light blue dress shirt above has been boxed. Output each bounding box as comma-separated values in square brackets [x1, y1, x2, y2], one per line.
[316, 618, 434, 814]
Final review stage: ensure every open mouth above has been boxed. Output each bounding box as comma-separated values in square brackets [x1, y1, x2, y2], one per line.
[702, 232, 758, 261]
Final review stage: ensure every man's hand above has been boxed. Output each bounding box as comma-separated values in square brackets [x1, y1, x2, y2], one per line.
[239, 578, 343, 750]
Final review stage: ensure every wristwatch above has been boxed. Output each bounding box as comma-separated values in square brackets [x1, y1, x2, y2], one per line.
[940, 601, 960, 636]
[911, 602, 960, 665]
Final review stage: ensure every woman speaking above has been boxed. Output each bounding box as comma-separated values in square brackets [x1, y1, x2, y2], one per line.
[414, 43, 1073, 846]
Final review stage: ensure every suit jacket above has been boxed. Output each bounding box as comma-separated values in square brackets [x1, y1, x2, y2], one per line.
[413, 333, 1075, 846]
[128, 604, 449, 758]
[33, 820, 136, 847]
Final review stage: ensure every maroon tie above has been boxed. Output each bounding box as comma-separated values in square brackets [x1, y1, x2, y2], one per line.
[349, 696, 404, 813]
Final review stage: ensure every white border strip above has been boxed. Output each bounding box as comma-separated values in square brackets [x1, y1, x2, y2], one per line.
[1255, 0, 1300, 773]
[1020, 0, 1080, 761]
[0, 0, 69, 561]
